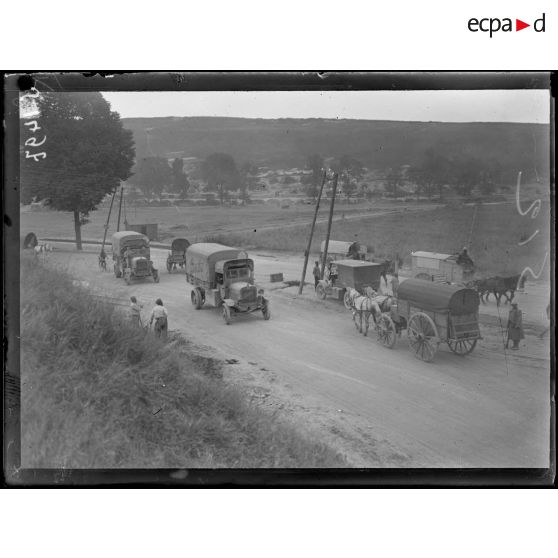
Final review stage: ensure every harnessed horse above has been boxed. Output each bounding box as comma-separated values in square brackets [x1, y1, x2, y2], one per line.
[34, 243, 52, 259]
[345, 287, 382, 336]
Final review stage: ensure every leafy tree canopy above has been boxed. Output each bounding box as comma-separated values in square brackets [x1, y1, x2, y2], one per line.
[128, 156, 173, 198]
[200, 153, 240, 203]
[20, 92, 135, 249]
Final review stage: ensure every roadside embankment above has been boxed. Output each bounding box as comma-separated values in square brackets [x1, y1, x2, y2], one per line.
[20, 256, 347, 468]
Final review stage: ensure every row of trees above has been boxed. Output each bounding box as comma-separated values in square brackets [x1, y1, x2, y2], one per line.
[129, 156, 190, 199]
[306, 149, 511, 200]
[128, 153, 262, 203]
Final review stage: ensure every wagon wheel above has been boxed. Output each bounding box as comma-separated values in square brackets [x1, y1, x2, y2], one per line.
[343, 290, 352, 309]
[447, 338, 477, 356]
[407, 312, 439, 362]
[377, 314, 397, 349]
[315, 283, 327, 300]
[415, 273, 431, 281]
[222, 304, 231, 325]
[166, 259, 172, 273]
[191, 289, 203, 310]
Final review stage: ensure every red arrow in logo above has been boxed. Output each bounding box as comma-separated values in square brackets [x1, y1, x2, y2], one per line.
[516, 19, 530, 31]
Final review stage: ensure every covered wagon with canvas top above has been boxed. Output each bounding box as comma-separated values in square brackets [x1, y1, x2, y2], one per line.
[375, 278, 482, 362]
[411, 251, 475, 285]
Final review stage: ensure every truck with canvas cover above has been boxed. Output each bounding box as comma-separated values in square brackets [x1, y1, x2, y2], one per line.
[111, 231, 159, 285]
[185, 243, 270, 324]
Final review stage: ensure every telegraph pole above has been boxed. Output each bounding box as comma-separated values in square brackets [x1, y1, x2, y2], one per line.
[116, 185, 124, 232]
[320, 173, 339, 279]
[298, 171, 327, 295]
[100, 188, 117, 252]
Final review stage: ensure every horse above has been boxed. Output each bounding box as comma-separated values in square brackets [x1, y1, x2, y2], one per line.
[472, 274, 524, 306]
[345, 287, 382, 336]
[34, 243, 52, 259]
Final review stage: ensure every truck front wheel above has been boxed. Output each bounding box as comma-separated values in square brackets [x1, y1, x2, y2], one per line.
[191, 289, 203, 309]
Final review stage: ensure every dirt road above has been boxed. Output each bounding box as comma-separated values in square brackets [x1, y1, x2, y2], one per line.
[43, 245, 551, 467]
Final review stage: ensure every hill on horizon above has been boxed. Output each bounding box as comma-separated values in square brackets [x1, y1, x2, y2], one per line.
[123, 116, 550, 182]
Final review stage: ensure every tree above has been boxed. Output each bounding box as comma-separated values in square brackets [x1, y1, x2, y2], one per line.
[171, 157, 190, 198]
[129, 156, 173, 199]
[409, 148, 450, 200]
[20, 92, 135, 250]
[200, 153, 240, 204]
[384, 167, 404, 197]
[332, 155, 364, 198]
[305, 154, 324, 197]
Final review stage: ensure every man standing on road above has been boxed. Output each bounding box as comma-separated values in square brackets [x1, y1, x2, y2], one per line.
[149, 298, 168, 340]
[507, 302, 524, 350]
[312, 261, 321, 288]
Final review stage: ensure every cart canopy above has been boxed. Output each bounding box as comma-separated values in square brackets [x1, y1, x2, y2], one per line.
[112, 231, 149, 252]
[321, 240, 360, 256]
[170, 238, 190, 252]
[398, 278, 479, 315]
[336, 260, 383, 291]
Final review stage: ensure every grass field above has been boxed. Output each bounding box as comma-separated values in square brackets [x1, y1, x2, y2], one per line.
[20, 257, 347, 468]
[203, 202, 551, 277]
[21, 198, 551, 278]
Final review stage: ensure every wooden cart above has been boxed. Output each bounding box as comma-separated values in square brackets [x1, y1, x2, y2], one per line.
[375, 278, 481, 362]
[166, 238, 190, 273]
[316, 260, 383, 308]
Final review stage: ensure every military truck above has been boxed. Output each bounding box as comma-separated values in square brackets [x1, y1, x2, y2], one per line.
[111, 231, 159, 285]
[185, 243, 270, 324]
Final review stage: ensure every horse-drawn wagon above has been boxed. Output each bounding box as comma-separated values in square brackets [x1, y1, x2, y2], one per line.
[411, 251, 475, 285]
[166, 238, 190, 273]
[375, 278, 481, 362]
[316, 260, 383, 308]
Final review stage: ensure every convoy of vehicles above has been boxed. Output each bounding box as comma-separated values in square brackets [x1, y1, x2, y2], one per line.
[103, 232, 483, 360]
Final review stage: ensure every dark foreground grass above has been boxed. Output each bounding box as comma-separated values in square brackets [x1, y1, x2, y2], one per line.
[20, 257, 347, 468]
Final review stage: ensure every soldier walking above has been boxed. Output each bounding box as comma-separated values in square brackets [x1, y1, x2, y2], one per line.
[507, 302, 525, 350]
[312, 261, 321, 288]
[149, 298, 168, 340]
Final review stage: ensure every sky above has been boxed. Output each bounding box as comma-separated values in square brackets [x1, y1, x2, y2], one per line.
[101, 90, 550, 123]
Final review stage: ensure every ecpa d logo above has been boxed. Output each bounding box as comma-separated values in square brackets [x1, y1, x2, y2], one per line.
[468, 13, 545, 37]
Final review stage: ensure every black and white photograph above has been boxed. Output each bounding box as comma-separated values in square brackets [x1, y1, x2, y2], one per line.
[4, 72, 554, 482]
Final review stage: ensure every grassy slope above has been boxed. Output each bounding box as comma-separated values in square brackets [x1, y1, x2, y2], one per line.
[20, 257, 347, 468]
